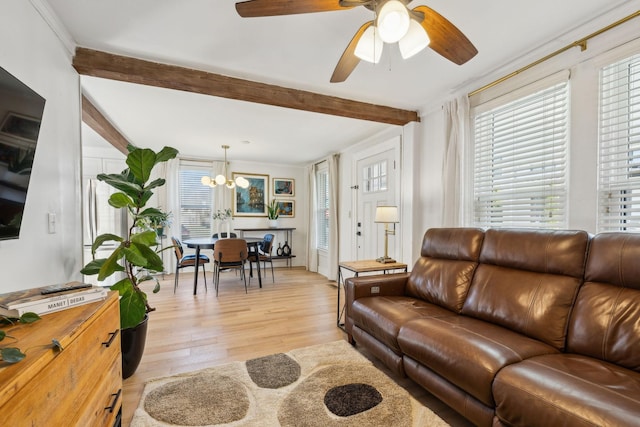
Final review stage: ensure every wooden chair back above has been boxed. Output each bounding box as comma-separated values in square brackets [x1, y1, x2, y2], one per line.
[213, 238, 248, 264]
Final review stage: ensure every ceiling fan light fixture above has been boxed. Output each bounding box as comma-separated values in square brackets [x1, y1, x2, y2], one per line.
[354, 26, 383, 63]
[399, 19, 430, 59]
[376, 0, 410, 43]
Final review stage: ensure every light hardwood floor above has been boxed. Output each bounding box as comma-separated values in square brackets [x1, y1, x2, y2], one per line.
[121, 267, 471, 426]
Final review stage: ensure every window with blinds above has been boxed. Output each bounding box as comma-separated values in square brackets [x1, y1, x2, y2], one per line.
[472, 81, 569, 228]
[316, 167, 329, 251]
[179, 165, 213, 240]
[598, 52, 640, 232]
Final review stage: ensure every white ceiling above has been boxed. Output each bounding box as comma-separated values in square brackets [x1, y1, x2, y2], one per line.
[44, 0, 636, 165]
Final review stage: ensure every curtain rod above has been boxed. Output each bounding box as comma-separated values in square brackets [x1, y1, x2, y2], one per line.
[468, 10, 640, 98]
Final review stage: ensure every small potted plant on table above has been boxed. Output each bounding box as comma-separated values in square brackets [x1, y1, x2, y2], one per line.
[267, 199, 279, 228]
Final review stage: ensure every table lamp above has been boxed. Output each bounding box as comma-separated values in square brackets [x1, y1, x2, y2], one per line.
[375, 206, 399, 263]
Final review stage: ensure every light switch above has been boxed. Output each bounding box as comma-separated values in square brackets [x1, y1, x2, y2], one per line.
[48, 212, 56, 234]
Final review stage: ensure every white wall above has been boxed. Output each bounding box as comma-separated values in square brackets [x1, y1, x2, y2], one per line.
[0, 1, 82, 292]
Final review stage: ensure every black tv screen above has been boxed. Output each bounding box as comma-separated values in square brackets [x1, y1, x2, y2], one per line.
[0, 66, 46, 240]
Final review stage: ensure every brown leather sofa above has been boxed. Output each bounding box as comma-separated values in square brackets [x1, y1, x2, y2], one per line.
[344, 228, 640, 426]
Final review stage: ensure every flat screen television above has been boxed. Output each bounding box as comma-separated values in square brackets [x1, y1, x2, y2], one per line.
[0, 66, 46, 240]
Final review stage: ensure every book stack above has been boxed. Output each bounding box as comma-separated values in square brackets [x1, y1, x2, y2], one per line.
[0, 282, 108, 317]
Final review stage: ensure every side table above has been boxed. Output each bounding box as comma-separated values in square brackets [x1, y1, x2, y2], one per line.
[337, 260, 408, 331]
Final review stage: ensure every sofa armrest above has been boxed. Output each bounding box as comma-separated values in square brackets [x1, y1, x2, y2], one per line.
[345, 272, 410, 303]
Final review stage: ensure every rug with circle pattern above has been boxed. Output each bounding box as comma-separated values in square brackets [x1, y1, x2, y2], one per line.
[131, 340, 449, 426]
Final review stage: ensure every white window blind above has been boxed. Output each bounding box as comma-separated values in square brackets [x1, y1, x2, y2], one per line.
[598, 52, 640, 231]
[179, 164, 213, 240]
[316, 167, 329, 251]
[472, 81, 569, 228]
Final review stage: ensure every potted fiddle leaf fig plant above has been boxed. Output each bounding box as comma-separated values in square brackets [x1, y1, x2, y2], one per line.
[81, 144, 178, 378]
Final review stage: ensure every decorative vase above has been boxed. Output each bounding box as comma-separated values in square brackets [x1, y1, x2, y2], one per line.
[268, 219, 278, 228]
[282, 241, 291, 256]
[121, 314, 149, 379]
[277, 243, 283, 256]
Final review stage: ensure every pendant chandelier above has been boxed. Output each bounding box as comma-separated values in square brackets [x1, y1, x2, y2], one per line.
[200, 145, 249, 189]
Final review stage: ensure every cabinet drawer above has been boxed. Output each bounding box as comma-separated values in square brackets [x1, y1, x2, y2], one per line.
[72, 353, 122, 427]
[2, 295, 121, 426]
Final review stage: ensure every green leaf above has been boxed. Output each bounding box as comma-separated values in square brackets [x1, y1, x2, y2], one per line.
[110, 278, 134, 296]
[81, 258, 106, 275]
[127, 148, 156, 184]
[119, 288, 147, 329]
[97, 173, 143, 197]
[0, 330, 5, 341]
[122, 246, 147, 267]
[108, 192, 134, 209]
[1, 347, 25, 363]
[91, 233, 123, 255]
[145, 178, 166, 191]
[152, 282, 161, 294]
[138, 190, 154, 207]
[132, 242, 163, 271]
[19, 312, 41, 324]
[98, 248, 126, 281]
[131, 230, 158, 246]
[155, 146, 179, 164]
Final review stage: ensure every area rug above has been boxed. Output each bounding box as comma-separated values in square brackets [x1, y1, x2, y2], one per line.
[131, 340, 449, 427]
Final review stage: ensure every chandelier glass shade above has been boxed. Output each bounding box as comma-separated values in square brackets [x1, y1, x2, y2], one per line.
[200, 145, 249, 189]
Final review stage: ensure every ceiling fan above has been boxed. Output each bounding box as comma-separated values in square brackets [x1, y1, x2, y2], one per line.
[235, 0, 478, 82]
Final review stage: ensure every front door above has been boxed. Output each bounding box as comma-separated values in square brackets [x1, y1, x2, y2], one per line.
[355, 141, 399, 261]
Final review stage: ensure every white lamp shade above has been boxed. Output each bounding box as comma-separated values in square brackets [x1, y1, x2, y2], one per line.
[399, 19, 430, 59]
[215, 174, 226, 185]
[354, 26, 384, 63]
[376, 0, 410, 43]
[200, 176, 211, 185]
[375, 206, 399, 223]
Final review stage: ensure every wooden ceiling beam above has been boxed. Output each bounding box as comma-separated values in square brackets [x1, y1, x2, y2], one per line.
[73, 48, 419, 126]
[81, 94, 130, 155]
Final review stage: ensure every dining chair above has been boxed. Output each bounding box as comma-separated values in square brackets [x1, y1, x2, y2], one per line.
[257, 233, 275, 283]
[171, 237, 210, 293]
[212, 238, 249, 296]
[212, 232, 237, 238]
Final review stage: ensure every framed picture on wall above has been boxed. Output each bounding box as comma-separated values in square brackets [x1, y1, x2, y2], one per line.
[273, 178, 295, 197]
[277, 200, 295, 218]
[233, 173, 269, 217]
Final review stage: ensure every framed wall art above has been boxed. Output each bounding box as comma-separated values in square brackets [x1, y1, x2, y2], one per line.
[277, 200, 295, 218]
[273, 177, 295, 197]
[233, 172, 269, 217]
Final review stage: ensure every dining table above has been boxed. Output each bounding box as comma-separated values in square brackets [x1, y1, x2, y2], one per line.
[183, 237, 264, 295]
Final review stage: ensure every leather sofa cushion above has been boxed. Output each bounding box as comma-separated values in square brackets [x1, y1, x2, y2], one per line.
[494, 353, 640, 427]
[462, 229, 589, 350]
[568, 233, 640, 371]
[406, 228, 484, 312]
[462, 264, 581, 350]
[398, 316, 558, 407]
[350, 296, 455, 354]
[478, 228, 589, 278]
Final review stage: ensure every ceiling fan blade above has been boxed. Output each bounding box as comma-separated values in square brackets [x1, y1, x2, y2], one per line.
[330, 21, 372, 83]
[413, 6, 478, 65]
[236, 0, 352, 18]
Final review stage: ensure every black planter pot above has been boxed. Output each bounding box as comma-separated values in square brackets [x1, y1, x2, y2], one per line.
[121, 314, 149, 379]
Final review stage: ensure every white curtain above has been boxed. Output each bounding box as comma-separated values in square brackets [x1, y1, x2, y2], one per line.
[306, 163, 318, 272]
[165, 157, 180, 273]
[441, 96, 469, 226]
[327, 154, 340, 281]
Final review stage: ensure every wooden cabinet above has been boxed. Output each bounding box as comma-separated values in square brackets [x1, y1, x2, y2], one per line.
[0, 291, 122, 426]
